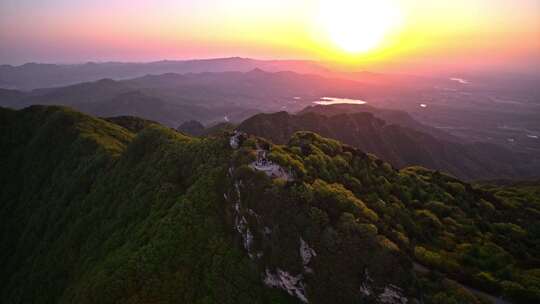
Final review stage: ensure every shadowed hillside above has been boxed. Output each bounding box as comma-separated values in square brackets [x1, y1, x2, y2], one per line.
[238, 111, 540, 181]
[299, 104, 460, 143]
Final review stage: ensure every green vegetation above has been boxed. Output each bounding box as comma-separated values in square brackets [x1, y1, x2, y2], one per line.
[238, 110, 539, 181]
[0, 106, 294, 304]
[104, 115, 161, 133]
[1, 106, 539, 304]
[177, 120, 237, 137]
[229, 131, 540, 303]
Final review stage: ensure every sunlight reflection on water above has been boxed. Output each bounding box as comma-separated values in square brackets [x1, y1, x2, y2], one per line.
[313, 97, 367, 105]
[450, 77, 470, 84]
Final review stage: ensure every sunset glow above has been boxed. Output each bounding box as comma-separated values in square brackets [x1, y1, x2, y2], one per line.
[1, 1, 540, 301]
[318, 0, 402, 53]
[0, 0, 539, 74]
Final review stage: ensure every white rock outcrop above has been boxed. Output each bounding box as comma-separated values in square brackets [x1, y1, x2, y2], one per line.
[249, 149, 292, 180]
[359, 269, 373, 297]
[264, 268, 308, 303]
[360, 284, 372, 297]
[231, 180, 263, 260]
[378, 285, 408, 304]
[299, 238, 316, 273]
[229, 131, 242, 149]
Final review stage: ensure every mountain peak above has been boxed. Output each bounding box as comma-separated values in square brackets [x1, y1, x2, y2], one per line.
[248, 67, 267, 74]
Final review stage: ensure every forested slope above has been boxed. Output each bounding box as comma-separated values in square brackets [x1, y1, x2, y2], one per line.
[238, 111, 539, 181]
[0, 106, 294, 303]
[1, 106, 539, 304]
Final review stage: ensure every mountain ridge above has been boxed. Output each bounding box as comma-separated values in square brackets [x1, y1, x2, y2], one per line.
[1, 105, 539, 303]
[0, 69, 369, 127]
[238, 110, 540, 181]
[0, 58, 332, 91]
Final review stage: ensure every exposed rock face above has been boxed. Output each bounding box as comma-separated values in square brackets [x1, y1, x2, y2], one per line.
[221, 133, 417, 303]
[232, 181, 262, 260]
[229, 131, 244, 149]
[300, 238, 316, 273]
[379, 285, 408, 304]
[227, 169, 310, 302]
[360, 269, 374, 296]
[264, 269, 308, 303]
[225, 164, 412, 304]
[250, 149, 293, 180]
[249, 161, 292, 180]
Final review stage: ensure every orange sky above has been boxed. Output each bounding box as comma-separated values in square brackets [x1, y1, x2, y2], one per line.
[1, 0, 539, 74]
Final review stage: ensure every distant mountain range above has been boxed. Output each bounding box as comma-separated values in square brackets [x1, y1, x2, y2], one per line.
[1, 67, 538, 181]
[238, 108, 540, 181]
[0, 57, 334, 90]
[2, 57, 538, 150]
[0, 69, 369, 125]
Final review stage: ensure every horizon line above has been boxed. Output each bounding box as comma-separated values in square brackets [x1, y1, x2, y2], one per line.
[0, 56, 323, 68]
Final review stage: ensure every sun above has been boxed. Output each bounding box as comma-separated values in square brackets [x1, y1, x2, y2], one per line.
[319, 0, 402, 54]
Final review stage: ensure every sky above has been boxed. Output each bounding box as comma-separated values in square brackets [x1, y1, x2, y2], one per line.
[1, 0, 539, 74]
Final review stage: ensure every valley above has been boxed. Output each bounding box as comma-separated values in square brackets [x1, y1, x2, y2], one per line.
[0, 61, 540, 304]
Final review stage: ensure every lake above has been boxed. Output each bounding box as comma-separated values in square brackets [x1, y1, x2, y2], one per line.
[314, 97, 368, 105]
